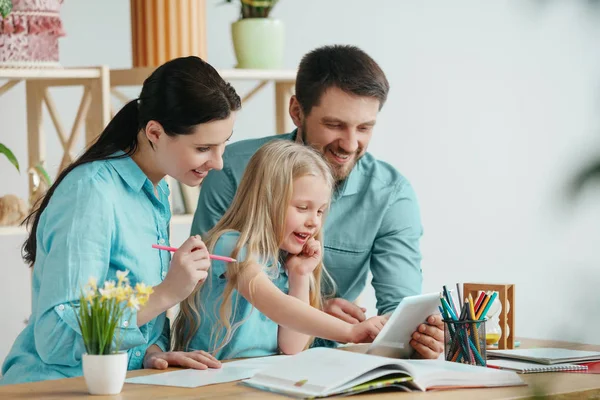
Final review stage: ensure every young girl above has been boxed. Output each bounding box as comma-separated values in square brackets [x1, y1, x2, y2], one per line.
[173, 140, 386, 359]
[1, 56, 240, 385]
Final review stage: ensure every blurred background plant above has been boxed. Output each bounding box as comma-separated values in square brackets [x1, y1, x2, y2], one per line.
[224, 0, 279, 19]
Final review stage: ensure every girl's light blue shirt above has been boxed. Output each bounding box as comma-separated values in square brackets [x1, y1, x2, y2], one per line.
[188, 232, 288, 360]
[1, 154, 172, 385]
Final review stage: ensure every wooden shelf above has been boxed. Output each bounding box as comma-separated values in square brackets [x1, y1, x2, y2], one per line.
[0, 226, 27, 236]
[219, 69, 296, 81]
[110, 67, 296, 87]
[0, 67, 103, 80]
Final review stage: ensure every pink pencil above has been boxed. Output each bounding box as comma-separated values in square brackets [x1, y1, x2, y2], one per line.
[152, 244, 237, 263]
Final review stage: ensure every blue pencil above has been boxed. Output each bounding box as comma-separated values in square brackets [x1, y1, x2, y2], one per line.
[443, 285, 458, 315]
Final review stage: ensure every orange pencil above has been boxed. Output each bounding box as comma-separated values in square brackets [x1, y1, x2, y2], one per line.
[476, 292, 492, 320]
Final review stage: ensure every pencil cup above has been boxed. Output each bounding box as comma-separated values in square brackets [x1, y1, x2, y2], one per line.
[443, 319, 487, 366]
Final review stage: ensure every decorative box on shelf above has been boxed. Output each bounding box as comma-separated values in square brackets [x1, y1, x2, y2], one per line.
[0, 0, 65, 68]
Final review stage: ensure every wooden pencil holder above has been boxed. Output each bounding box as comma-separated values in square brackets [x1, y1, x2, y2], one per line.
[462, 283, 515, 349]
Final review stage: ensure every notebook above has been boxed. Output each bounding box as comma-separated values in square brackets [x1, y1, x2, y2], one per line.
[487, 348, 600, 365]
[487, 359, 588, 374]
[242, 348, 525, 398]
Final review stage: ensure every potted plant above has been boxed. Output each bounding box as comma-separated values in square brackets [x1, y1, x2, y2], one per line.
[0, 143, 52, 226]
[0, 143, 28, 226]
[226, 0, 284, 69]
[76, 271, 153, 395]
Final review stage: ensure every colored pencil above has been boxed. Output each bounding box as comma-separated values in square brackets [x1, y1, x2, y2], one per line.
[152, 244, 237, 263]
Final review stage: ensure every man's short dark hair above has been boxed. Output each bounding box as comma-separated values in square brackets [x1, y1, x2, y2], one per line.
[295, 45, 390, 115]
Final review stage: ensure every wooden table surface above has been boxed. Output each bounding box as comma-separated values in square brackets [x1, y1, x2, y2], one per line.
[2, 338, 600, 399]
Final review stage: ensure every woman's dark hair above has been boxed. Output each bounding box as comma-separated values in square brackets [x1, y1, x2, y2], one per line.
[22, 56, 241, 265]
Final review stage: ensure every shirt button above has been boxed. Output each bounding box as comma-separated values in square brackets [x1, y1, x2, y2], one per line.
[159, 238, 165, 244]
[161, 271, 166, 279]
[58, 304, 65, 311]
[123, 321, 129, 328]
[135, 351, 141, 357]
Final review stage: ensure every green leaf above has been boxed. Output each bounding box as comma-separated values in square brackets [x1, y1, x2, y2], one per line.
[0, 0, 12, 19]
[0, 143, 19, 172]
[33, 163, 52, 186]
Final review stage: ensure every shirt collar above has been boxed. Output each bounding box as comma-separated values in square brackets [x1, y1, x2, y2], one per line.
[108, 151, 169, 196]
[335, 166, 360, 198]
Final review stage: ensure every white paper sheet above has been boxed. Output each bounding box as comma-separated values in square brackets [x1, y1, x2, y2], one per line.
[125, 355, 289, 388]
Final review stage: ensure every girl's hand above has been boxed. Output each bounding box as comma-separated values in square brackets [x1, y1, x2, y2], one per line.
[158, 235, 211, 305]
[143, 350, 221, 370]
[285, 238, 322, 278]
[347, 315, 388, 344]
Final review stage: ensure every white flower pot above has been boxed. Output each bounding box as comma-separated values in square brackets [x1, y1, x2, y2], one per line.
[82, 352, 128, 395]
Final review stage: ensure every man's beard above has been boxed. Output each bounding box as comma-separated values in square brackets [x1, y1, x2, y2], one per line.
[300, 123, 361, 182]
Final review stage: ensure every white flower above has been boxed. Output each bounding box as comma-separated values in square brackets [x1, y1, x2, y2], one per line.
[99, 288, 113, 300]
[87, 277, 97, 290]
[135, 282, 153, 296]
[83, 289, 95, 303]
[116, 270, 130, 284]
[127, 295, 140, 310]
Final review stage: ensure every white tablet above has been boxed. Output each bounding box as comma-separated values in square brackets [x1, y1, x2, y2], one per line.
[366, 292, 442, 359]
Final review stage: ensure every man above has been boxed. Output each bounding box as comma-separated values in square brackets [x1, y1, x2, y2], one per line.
[192, 45, 443, 359]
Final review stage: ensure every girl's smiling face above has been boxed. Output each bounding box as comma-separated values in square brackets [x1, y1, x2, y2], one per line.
[281, 175, 330, 254]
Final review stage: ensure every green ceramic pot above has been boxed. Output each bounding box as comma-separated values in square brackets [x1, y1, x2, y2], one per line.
[231, 18, 284, 69]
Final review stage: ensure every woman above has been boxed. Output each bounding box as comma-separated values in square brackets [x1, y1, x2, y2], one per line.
[1, 56, 241, 384]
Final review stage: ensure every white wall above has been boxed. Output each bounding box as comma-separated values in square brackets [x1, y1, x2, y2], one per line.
[2, 0, 600, 365]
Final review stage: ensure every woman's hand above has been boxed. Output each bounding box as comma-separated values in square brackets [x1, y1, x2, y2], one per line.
[157, 235, 211, 305]
[143, 349, 222, 370]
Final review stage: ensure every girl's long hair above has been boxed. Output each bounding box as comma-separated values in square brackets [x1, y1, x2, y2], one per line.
[22, 56, 241, 266]
[173, 140, 336, 353]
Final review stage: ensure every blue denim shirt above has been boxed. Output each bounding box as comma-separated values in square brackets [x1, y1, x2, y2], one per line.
[192, 132, 423, 315]
[1, 154, 171, 385]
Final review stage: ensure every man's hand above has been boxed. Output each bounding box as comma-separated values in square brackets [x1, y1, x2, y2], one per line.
[410, 314, 444, 359]
[323, 298, 367, 324]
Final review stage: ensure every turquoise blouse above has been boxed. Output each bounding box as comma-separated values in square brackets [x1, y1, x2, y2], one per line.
[1, 154, 172, 384]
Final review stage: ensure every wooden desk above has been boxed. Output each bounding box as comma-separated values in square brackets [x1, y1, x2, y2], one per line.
[2, 339, 600, 399]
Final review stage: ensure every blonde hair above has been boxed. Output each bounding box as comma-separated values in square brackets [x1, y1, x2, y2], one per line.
[173, 140, 335, 353]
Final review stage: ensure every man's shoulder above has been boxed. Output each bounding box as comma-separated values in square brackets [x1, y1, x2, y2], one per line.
[356, 152, 412, 190]
[224, 133, 294, 160]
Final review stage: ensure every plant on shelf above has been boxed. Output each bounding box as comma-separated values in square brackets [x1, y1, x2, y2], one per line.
[0, 143, 27, 226]
[225, 0, 279, 19]
[0, 0, 12, 18]
[0, 143, 18, 172]
[0, 143, 52, 227]
[224, 0, 285, 69]
[77, 271, 153, 395]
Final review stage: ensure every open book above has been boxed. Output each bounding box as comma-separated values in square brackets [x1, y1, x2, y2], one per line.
[243, 348, 525, 398]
